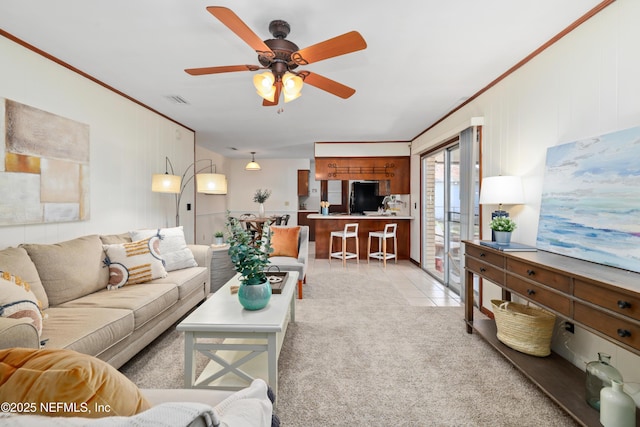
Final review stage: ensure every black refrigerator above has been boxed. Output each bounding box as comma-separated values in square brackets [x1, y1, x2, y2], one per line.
[350, 182, 382, 214]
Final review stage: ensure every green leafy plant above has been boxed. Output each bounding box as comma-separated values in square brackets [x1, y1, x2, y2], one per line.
[489, 216, 517, 232]
[214, 231, 224, 238]
[253, 188, 271, 204]
[226, 216, 272, 286]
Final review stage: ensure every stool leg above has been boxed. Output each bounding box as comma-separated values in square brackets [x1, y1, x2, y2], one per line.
[367, 235, 371, 263]
[394, 235, 398, 263]
[382, 237, 387, 268]
[329, 235, 333, 264]
[356, 236, 359, 264]
[342, 236, 346, 267]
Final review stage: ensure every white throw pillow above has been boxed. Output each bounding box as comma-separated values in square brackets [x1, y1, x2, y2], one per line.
[0, 273, 44, 336]
[129, 226, 198, 272]
[214, 379, 273, 427]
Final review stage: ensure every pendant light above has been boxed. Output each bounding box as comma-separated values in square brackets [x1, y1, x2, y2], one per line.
[245, 152, 261, 171]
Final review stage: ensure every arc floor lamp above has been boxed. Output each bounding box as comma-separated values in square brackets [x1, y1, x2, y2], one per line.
[152, 157, 227, 226]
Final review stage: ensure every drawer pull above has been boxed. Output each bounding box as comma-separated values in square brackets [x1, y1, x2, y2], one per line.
[527, 289, 536, 296]
[617, 329, 631, 338]
[526, 269, 535, 276]
[480, 268, 486, 273]
[480, 253, 486, 257]
[617, 300, 632, 309]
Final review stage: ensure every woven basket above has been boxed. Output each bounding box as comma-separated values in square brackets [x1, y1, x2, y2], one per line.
[491, 299, 556, 357]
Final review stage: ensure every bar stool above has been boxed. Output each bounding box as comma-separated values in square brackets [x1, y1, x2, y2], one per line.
[329, 223, 359, 267]
[367, 223, 397, 268]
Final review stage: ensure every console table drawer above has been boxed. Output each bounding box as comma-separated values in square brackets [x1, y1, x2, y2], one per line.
[506, 274, 571, 317]
[465, 257, 504, 285]
[574, 279, 640, 322]
[465, 245, 504, 268]
[506, 259, 571, 293]
[575, 303, 640, 351]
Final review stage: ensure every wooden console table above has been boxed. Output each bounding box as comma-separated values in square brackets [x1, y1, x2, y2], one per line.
[463, 240, 640, 427]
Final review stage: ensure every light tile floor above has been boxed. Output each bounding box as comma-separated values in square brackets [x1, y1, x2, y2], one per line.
[306, 242, 461, 307]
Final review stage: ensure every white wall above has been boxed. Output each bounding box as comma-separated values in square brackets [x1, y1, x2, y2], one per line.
[226, 157, 311, 224]
[411, 0, 640, 396]
[0, 36, 196, 247]
[194, 145, 229, 244]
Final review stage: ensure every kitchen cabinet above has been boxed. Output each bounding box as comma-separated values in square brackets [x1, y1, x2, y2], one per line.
[297, 211, 315, 241]
[297, 169, 309, 196]
[315, 156, 410, 194]
[464, 240, 640, 426]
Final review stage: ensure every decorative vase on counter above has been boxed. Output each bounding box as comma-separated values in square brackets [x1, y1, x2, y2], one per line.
[586, 352, 623, 410]
[600, 380, 635, 427]
[238, 281, 271, 311]
[494, 231, 512, 245]
[258, 203, 265, 218]
[321, 207, 329, 216]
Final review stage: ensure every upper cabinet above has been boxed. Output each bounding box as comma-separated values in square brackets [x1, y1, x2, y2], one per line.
[315, 156, 410, 194]
[297, 169, 310, 196]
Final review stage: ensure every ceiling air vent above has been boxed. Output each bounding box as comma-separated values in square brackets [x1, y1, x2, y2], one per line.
[164, 95, 190, 105]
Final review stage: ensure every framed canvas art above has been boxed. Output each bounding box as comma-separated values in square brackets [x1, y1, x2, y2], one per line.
[0, 98, 90, 225]
[537, 126, 640, 273]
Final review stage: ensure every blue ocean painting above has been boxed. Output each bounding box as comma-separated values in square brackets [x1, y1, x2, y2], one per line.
[536, 126, 640, 273]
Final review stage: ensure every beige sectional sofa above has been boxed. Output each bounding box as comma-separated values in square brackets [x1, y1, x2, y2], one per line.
[0, 231, 212, 369]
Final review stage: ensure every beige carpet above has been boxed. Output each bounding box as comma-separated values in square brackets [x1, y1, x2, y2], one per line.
[120, 270, 579, 426]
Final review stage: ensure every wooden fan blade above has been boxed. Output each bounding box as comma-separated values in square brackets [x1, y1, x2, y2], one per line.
[262, 81, 282, 107]
[291, 31, 367, 66]
[207, 6, 274, 57]
[184, 65, 261, 76]
[301, 72, 356, 99]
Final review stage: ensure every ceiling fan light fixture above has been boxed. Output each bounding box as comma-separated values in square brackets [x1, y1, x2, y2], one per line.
[245, 152, 261, 171]
[282, 72, 303, 103]
[253, 71, 276, 102]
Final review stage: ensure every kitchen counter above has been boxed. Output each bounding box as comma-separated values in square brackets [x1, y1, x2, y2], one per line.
[307, 214, 412, 260]
[307, 214, 413, 220]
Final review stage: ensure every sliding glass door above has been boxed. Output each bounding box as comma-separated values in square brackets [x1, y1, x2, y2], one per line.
[421, 127, 480, 299]
[422, 143, 461, 294]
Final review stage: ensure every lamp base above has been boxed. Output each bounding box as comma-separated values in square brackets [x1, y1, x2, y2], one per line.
[491, 210, 509, 242]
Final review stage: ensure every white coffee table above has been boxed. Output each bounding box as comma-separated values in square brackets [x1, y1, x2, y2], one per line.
[177, 271, 297, 396]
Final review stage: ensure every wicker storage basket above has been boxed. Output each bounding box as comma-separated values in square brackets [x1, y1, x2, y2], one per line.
[491, 299, 556, 357]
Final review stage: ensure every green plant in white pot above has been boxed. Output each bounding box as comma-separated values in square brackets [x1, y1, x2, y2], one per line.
[213, 231, 225, 245]
[253, 188, 271, 217]
[226, 216, 273, 310]
[490, 216, 517, 245]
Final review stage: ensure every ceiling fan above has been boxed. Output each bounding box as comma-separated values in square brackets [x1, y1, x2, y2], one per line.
[185, 6, 367, 106]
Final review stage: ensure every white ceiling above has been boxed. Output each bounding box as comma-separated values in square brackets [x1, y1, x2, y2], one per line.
[0, 0, 604, 160]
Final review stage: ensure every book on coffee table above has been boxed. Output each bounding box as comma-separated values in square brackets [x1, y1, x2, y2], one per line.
[479, 241, 537, 252]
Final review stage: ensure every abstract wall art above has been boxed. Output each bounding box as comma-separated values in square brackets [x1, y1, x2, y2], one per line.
[537, 125, 640, 273]
[0, 98, 90, 225]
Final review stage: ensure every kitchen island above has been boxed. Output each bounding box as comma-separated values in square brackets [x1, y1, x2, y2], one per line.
[307, 214, 413, 260]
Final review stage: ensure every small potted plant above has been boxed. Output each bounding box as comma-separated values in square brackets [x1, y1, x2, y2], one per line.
[253, 188, 271, 217]
[226, 216, 273, 310]
[213, 231, 225, 245]
[489, 216, 517, 244]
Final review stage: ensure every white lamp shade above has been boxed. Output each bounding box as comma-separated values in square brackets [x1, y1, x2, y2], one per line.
[196, 173, 227, 195]
[479, 176, 524, 205]
[245, 160, 261, 171]
[152, 174, 181, 193]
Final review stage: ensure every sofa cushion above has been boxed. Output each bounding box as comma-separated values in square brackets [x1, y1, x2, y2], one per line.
[21, 235, 109, 306]
[100, 233, 132, 245]
[41, 307, 133, 357]
[269, 226, 300, 258]
[60, 283, 179, 331]
[0, 274, 44, 336]
[148, 266, 208, 300]
[0, 347, 151, 418]
[0, 247, 49, 309]
[129, 226, 198, 272]
[103, 237, 167, 289]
